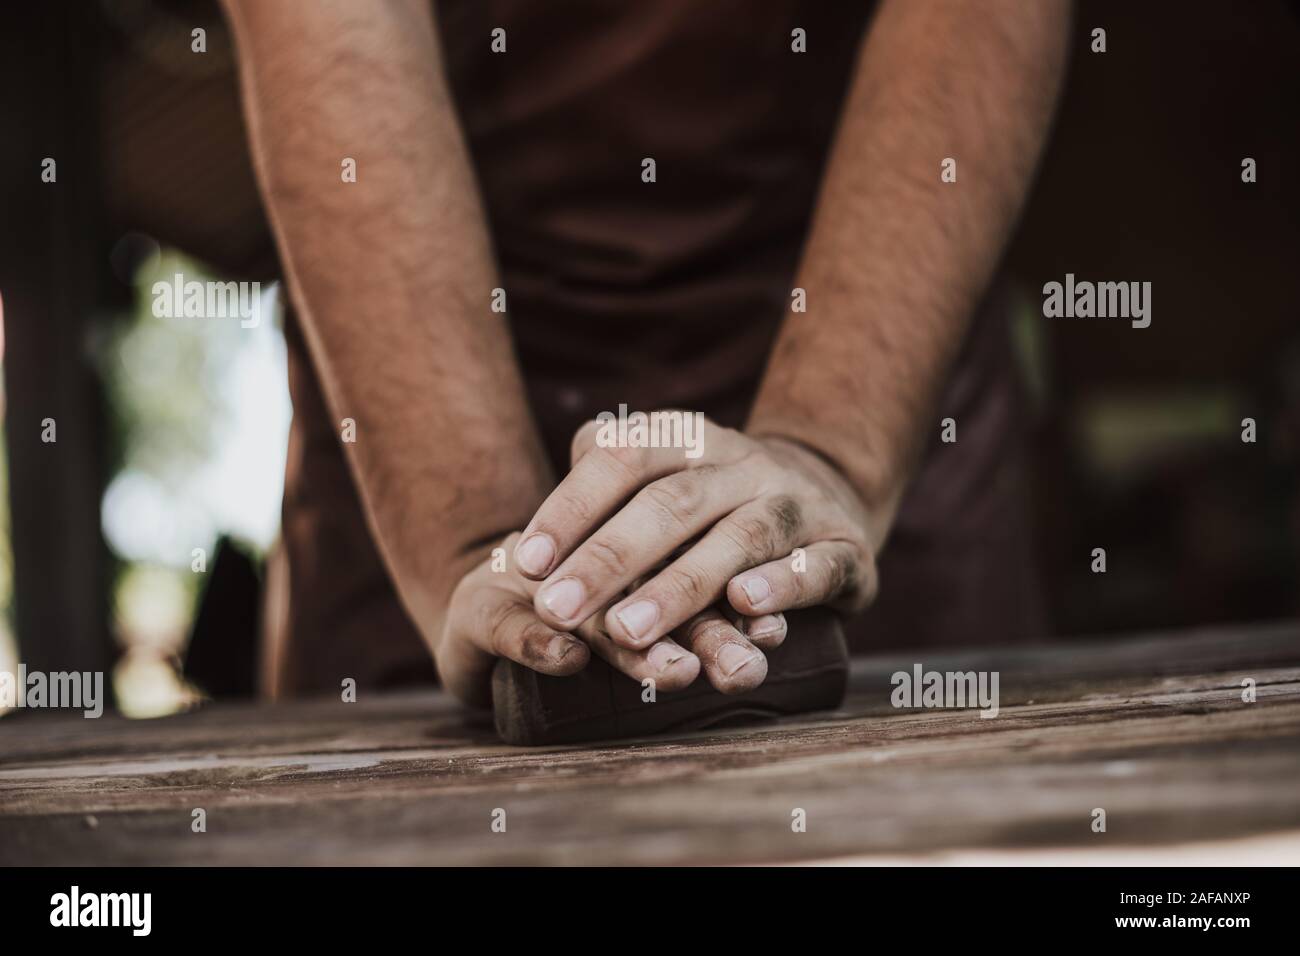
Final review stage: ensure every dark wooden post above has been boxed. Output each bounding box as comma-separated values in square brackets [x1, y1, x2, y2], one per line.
[0, 2, 115, 683]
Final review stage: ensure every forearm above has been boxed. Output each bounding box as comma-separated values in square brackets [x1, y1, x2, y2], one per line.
[748, 0, 1070, 548]
[223, 0, 551, 642]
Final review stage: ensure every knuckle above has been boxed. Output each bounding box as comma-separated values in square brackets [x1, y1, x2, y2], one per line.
[600, 443, 650, 478]
[480, 598, 522, 655]
[723, 517, 773, 561]
[640, 472, 708, 532]
[723, 510, 784, 562]
[822, 549, 856, 594]
[823, 545, 876, 610]
[563, 488, 599, 526]
[668, 562, 719, 608]
[638, 482, 688, 532]
[515, 625, 554, 669]
[581, 535, 633, 581]
[768, 494, 804, 544]
[544, 490, 593, 531]
[685, 615, 734, 647]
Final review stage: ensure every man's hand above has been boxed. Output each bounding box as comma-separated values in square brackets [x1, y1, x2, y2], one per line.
[436, 532, 704, 707]
[512, 417, 878, 693]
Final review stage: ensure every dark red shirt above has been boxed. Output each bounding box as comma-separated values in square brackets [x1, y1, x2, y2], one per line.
[438, 0, 875, 463]
[270, 0, 1040, 696]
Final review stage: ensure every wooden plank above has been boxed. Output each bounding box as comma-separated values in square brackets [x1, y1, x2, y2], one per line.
[809, 830, 1300, 866]
[1, 622, 1297, 865]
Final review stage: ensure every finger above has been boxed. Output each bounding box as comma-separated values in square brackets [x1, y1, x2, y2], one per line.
[435, 588, 588, 706]
[603, 496, 803, 648]
[705, 597, 787, 651]
[738, 612, 788, 650]
[674, 607, 767, 695]
[647, 572, 785, 651]
[572, 615, 701, 693]
[532, 465, 753, 634]
[726, 540, 876, 616]
[513, 441, 688, 581]
[569, 418, 601, 466]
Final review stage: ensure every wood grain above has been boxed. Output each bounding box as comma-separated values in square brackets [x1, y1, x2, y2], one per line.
[2, 621, 1297, 865]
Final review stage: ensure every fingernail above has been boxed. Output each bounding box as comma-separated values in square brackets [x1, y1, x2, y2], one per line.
[748, 613, 785, 638]
[740, 575, 771, 607]
[616, 600, 659, 641]
[647, 641, 685, 672]
[547, 634, 580, 663]
[539, 577, 584, 621]
[515, 533, 555, 576]
[718, 642, 761, 677]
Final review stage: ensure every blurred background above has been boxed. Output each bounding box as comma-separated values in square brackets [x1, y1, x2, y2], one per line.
[1, 0, 1297, 718]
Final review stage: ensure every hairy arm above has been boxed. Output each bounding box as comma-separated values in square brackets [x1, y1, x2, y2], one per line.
[222, 0, 552, 651]
[748, 0, 1071, 548]
[511, 0, 1071, 680]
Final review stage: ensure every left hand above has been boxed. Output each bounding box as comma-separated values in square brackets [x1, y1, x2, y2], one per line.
[512, 414, 880, 691]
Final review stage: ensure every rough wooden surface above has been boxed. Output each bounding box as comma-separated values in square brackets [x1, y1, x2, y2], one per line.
[2, 621, 1298, 865]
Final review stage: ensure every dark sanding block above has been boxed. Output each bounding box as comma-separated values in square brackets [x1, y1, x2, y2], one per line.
[492, 608, 848, 745]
